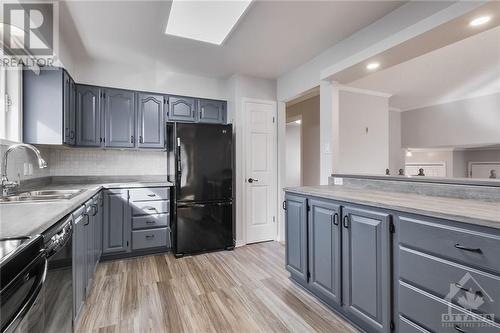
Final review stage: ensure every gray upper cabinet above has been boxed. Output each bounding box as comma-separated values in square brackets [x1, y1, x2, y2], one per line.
[63, 71, 76, 145]
[284, 194, 308, 283]
[23, 68, 75, 145]
[103, 88, 136, 148]
[198, 99, 225, 124]
[342, 206, 391, 333]
[137, 93, 165, 148]
[76, 85, 102, 147]
[168, 96, 196, 122]
[308, 198, 342, 307]
[103, 189, 130, 254]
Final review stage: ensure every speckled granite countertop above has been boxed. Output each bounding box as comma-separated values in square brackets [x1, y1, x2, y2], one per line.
[286, 185, 500, 230]
[0, 181, 174, 239]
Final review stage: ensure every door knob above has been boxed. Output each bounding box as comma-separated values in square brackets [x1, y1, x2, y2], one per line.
[248, 178, 258, 183]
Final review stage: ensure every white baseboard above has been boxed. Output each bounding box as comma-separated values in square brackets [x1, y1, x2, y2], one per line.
[235, 240, 246, 247]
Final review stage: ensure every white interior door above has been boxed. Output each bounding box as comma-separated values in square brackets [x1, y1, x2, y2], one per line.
[245, 100, 277, 244]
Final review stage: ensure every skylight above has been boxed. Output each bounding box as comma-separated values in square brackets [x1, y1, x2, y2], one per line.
[165, 0, 252, 45]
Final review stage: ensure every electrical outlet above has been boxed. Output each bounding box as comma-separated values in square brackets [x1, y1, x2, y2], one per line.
[333, 177, 343, 186]
[23, 163, 29, 176]
[28, 163, 33, 175]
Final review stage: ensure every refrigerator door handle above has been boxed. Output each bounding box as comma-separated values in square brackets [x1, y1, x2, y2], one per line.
[177, 137, 182, 173]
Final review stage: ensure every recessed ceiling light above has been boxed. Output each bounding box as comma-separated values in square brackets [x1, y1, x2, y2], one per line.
[295, 120, 301, 124]
[366, 62, 380, 70]
[165, 0, 252, 45]
[469, 16, 491, 27]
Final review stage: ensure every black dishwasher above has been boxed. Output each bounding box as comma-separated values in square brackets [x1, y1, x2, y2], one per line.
[42, 215, 73, 333]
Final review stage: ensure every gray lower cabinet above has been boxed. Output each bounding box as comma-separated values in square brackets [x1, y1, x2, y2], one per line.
[284, 194, 308, 283]
[198, 99, 225, 124]
[342, 206, 392, 333]
[84, 202, 94, 295]
[103, 189, 130, 254]
[76, 85, 102, 147]
[308, 198, 342, 307]
[72, 207, 86, 321]
[104, 88, 136, 148]
[137, 93, 165, 148]
[168, 96, 196, 122]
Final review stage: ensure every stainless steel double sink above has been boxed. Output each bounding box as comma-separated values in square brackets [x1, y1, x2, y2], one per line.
[0, 189, 87, 203]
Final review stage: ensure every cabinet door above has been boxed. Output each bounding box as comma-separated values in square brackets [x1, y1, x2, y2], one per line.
[308, 198, 342, 306]
[284, 194, 308, 283]
[63, 72, 72, 145]
[94, 194, 103, 263]
[76, 85, 101, 147]
[167, 96, 196, 122]
[103, 189, 130, 254]
[69, 79, 76, 145]
[84, 204, 94, 295]
[137, 93, 165, 148]
[198, 99, 225, 124]
[72, 212, 86, 321]
[104, 89, 136, 148]
[342, 206, 391, 333]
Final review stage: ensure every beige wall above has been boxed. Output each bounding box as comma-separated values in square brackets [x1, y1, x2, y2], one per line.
[285, 123, 301, 187]
[337, 91, 389, 174]
[402, 93, 500, 148]
[286, 95, 320, 186]
[389, 110, 404, 175]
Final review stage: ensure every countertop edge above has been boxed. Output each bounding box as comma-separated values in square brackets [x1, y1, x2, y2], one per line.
[285, 187, 500, 230]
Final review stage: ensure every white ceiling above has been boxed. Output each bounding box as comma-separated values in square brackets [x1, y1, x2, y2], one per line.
[61, 1, 403, 79]
[348, 25, 500, 111]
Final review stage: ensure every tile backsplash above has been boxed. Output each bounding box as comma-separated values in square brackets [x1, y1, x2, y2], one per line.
[47, 147, 168, 176]
[0, 144, 168, 184]
[0, 143, 51, 182]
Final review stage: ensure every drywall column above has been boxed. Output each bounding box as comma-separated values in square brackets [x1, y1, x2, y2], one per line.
[319, 80, 339, 184]
[335, 88, 390, 174]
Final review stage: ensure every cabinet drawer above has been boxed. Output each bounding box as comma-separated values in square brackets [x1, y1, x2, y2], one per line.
[399, 247, 500, 321]
[132, 228, 170, 250]
[399, 216, 500, 275]
[399, 282, 499, 332]
[132, 200, 169, 216]
[132, 214, 169, 230]
[399, 316, 430, 333]
[129, 188, 169, 201]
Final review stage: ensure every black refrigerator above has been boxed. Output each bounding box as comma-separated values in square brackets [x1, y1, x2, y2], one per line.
[168, 122, 234, 256]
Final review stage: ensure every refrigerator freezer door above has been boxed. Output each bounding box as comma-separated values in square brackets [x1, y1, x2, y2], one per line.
[175, 202, 233, 255]
[176, 123, 232, 202]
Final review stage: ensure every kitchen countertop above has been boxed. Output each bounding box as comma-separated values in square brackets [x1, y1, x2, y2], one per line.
[0, 181, 174, 239]
[286, 185, 500, 230]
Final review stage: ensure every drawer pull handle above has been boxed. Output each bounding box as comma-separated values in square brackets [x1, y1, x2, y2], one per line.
[454, 282, 483, 297]
[147, 208, 157, 211]
[145, 221, 156, 224]
[147, 194, 156, 197]
[454, 244, 482, 253]
[343, 215, 349, 228]
[454, 325, 466, 333]
[332, 213, 339, 226]
[145, 235, 155, 239]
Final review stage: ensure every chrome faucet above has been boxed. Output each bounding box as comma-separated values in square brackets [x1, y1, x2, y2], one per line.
[1, 143, 48, 196]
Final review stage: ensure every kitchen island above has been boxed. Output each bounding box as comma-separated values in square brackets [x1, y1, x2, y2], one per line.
[284, 176, 500, 333]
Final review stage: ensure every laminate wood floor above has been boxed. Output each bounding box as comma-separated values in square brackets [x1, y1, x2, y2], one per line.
[76, 241, 358, 333]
